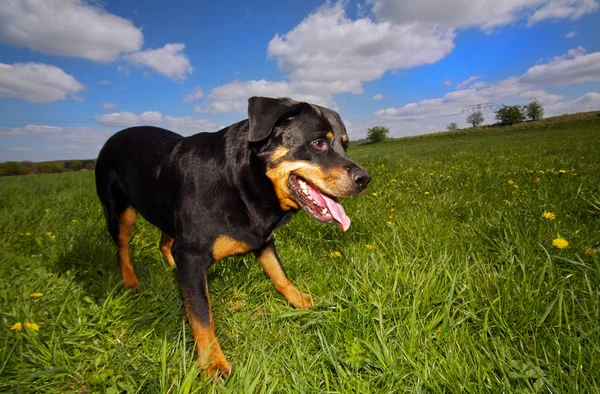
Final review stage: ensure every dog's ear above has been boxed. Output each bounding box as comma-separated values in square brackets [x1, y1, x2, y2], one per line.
[247, 97, 301, 142]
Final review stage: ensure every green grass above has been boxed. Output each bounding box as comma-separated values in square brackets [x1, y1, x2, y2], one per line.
[1, 115, 599, 393]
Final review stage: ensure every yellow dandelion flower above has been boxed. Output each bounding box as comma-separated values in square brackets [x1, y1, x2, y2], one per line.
[387, 221, 393, 225]
[528, 170, 534, 174]
[30, 292, 44, 298]
[390, 208, 396, 212]
[541, 211, 556, 220]
[533, 177, 540, 183]
[538, 170, 545, 174]
[507, 180, 515, 185]
[71, 219, 78, 223]
[44, 209, 50, 213]
[390, 179, 397, 183]
[513, 184, 519, 188]
[446, 175, 452, 179]
[558, 169, 567, 174]
[365, 244, 374, 249]
[424, 191, 430, 195]
[434, 161, 439, 164]
[47, 232, 52, 235]
[552, 238, 569, 249]
[430, 172, 434, 176]
[11, 322, 23, 332]
[330, 251, 342, 258]
[371, 192, 378, 197]
[585, 248, 598, 255]
[503, 200, 510, 204]
[24, 322, 40, 331]
[25, 232, 31, 236]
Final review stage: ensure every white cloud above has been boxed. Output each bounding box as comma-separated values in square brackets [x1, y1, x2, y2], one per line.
[0, 62, 85, 104]
[372, 93, 384, 100]
[375, 48, 600, 123]
[95, 111, 163, 127]
[95, 111, 215, 134]
[565, 31, 577, 38]
[367, 0, 599, 30]
[529, 0, 599, 24]
[184, 87, 204, 102]
[202, 3, 454, 113]
[125, 44, 193, 80]
[456, 75, 480, 89]
[546, 92, 600, 115]
[1, 124, 63, 137]
[520, 89, 563, 105]
[0, 0, 143, 62]
[197, 80, 334, 114]
[163, 116, 217, 134]
[520, 47, 599, 86]
[103, 102, 117, 111]
[267, 3, 455, 84]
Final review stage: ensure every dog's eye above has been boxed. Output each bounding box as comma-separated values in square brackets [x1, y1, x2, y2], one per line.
[311, 139, 327, 150]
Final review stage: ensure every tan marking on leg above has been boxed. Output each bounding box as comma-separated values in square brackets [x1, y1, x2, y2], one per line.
[118, 207, 139, 289]
[255, 246, 313, 309]
[160, 232, 176, 267]
[212, 235, 251, 261]
[183, 283, 231, 377]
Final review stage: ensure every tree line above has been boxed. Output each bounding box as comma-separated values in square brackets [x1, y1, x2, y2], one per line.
[452, 99, 544, 130]
[0, 160, 96, 176]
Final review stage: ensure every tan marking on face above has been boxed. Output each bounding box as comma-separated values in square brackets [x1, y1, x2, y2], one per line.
[265, 160, 355, 210]
[270, 147, 290, 162]
[326, 131, 334, 141]
[255, 246, 313, 309]
[342, 135, 348, 143]
[212, 235, 252, 261]
[118, 207, 139, 289]
[160, 232, 176, 267]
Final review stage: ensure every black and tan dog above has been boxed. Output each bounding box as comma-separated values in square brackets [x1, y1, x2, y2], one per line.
[95, 97, 369, 377]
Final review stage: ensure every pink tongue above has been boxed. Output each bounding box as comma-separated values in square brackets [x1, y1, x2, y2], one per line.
[306, 183, 351, 231]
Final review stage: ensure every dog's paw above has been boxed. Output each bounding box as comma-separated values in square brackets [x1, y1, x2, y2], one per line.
[290, 291, 313, 309]
[202, 355, 232, 379]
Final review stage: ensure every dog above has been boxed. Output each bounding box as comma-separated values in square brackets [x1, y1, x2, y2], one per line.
[95, 97, 370, 377]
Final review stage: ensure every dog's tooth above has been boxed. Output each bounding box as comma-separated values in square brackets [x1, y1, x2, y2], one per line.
[322, 208, 328, 215]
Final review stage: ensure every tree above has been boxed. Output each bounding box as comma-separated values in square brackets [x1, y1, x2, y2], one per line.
[367, 126, 389, 143]
[37, 162, 65, 174]
[0, 161, 28, 176]
[446, 122, 458, 131]
[466, 111, 484, 127]
[495, 105, 524, 125]
[524, 100, 544, 121]
[70, 160, 83, 171]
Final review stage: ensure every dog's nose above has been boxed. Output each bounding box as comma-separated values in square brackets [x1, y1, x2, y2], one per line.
[351, 168, 370, 189]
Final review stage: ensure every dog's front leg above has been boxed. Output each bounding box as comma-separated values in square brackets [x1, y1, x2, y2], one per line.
[173, 245, 231, 377]
[255, 241, 313, 309]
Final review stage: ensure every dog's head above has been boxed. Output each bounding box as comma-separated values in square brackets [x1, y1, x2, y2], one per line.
[248, 96, 370, 231]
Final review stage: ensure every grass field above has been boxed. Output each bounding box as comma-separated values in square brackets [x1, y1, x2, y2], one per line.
[1, 114, 599, 393]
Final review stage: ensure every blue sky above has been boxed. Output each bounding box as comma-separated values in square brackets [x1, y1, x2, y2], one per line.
[1, 0, 599, 162]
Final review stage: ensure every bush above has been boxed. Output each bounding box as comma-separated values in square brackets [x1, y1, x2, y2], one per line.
[0, 161, 28, 176]
[367, 126, 389, 143]
[36, 162, 65, 174]
[70, 160, 83, 171]
[495, 105, 525, 125]
[446, 122, 458, 131]
[466, 111, 484, 127]
[524, 100, 544, 121]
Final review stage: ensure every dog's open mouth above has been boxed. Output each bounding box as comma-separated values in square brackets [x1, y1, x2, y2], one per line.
[288, 174, 351, 231]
